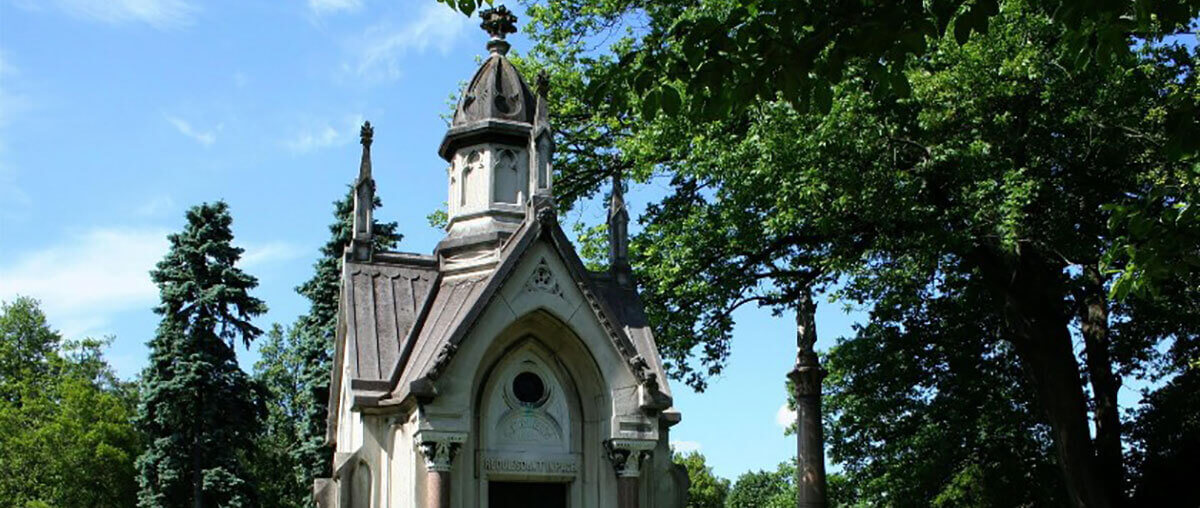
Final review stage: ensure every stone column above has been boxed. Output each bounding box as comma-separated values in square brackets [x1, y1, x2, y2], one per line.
[789, 292, 827, 508]
[416, 433, 465, 508]
[604, 439, 655, 508]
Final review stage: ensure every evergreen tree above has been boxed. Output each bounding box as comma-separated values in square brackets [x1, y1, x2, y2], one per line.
[136, 202, 267, 508]
[289, 188, 399, 488]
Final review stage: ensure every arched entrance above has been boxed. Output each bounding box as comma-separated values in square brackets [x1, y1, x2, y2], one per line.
[468, 311, 611, 508]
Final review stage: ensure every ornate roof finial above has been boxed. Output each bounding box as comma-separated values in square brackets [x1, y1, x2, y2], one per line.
[360, 120, 374, 148]
[480, 5, 517, 55]
[480, 5, 517, 39]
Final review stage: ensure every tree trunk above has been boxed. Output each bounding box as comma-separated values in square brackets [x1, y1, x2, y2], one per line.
[973, 247, 1112, 508]
[1079, 263, 1125, 505]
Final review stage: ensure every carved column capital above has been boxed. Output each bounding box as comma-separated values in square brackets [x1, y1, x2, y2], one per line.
[604, 439, 654, 478]
[415, 432, 467, 473]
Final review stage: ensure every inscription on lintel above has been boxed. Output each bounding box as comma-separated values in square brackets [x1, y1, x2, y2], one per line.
[483, 454, 579, 475]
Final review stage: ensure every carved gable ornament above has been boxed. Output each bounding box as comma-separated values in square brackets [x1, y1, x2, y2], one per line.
[524, 258, 565, 299]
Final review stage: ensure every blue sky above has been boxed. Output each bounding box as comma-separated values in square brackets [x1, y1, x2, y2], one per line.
[0, 0, 864, 480]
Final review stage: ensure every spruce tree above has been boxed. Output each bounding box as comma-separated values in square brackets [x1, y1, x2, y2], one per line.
[136, 201, 267, 508]
[290, 188, 399, 486]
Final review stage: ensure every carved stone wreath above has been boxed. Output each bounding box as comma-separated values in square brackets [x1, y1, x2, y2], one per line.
[524, 259, 564, 299]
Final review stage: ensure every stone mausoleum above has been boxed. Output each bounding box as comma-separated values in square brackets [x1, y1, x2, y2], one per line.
[313, 6, 688, 508]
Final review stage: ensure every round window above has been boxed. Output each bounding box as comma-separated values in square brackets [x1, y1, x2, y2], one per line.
[512, 371, 546, 405]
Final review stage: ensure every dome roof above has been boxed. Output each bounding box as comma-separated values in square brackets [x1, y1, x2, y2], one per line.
[450, 52, 536, 129]
[439, 6, 538, 160]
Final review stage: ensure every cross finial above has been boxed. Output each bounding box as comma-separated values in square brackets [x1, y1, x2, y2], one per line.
[360, 120, 373, 147]
[479, 5, 517, 40]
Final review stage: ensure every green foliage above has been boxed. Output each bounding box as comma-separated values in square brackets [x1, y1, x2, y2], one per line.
[250, 324, 308, 508]
[136, 201, 267, 508]
[725, 461, 794, 508]
[507, 0, 1199, 505]
[1127, 369, 1200, 506]
[443, 0, 1199, 159]
[0, 298, 140, 507]
[822, 273, 1066, 506]
[673, 451, 729, 508]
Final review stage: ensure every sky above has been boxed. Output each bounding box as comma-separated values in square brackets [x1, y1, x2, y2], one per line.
[0, 0, 868, 481]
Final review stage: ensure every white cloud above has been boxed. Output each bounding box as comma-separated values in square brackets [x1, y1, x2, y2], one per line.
[165, 115, 217, 146]
[135, 195, 175, 216]
[309, 0, 361, 15]
[240, 241, 305, 267]
[776, 402, 797, 430]
[28, 0, 199, 30]
[670, 441, 702, 453]
[285, 113, 362, 154]
[348, 2, 470, 83]
[0, 228, 170, 338]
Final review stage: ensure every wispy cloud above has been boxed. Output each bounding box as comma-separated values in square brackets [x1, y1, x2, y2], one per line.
[241, 241, 305, 267]
[0, 50, 33, 220]
[776, 402, 796, 430]
[25, 0, 199, 30]
[309, 0, 361, 15]
[347, 2, 470, 83]
[135, 195, 175, 217]
[285, 113, 362, 154]
[670, 441, 702, 453]
[0, 228, 170, 338]
[165, 114, 217, 146]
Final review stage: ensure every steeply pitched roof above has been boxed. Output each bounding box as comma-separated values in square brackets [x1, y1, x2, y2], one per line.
[339, 253, 438, 399]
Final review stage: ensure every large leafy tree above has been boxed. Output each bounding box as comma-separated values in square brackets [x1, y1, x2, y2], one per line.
[284, 187, 400, 492]
[0, 297, 140, 507]
[726, 461, 795, 508]
[476, 1, 1199, 506]
[136, 202, 267, 508]
[822, 273, 1066, 506]
[251, 324, 307, 508]
[441, 0, 1199, 162]
[673, 451, 729, 508]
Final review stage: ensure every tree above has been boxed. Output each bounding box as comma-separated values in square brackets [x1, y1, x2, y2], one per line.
[495, 2, 1199, 506]
[725, 461, 794, 508]
[251, 324, 307, 508]
[821, 273, 1066, 506]
[0, 298, 140, 507]
[673, 451, 729, 508]
[136, 201, 267, 508]
[440, 0, 1199, 160]
[281, 187, 400, 493]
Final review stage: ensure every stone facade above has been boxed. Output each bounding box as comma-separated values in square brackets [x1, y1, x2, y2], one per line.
[315, 7, 687, 507]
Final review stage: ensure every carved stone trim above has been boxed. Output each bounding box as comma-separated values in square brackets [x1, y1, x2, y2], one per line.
[604, 439, 655, 478]
[415, 432, 467, 473]
[524, 259, 565, 299]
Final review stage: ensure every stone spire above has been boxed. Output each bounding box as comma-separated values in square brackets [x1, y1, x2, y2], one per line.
[350, 121, 375, 262]
[608, 172, 631, 286]
[789, 290, 828, 507]
[528, 69, 554, 208]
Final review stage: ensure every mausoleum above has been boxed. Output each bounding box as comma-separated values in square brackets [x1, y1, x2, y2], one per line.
[313, 6, 687, 507]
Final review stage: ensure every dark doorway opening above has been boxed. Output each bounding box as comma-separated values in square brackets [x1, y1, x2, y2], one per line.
[488, 481, 568, 508]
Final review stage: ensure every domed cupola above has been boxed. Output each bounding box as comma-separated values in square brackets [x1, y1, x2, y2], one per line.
[437, 5, 555, 275]
[438, 6, 537, 159]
